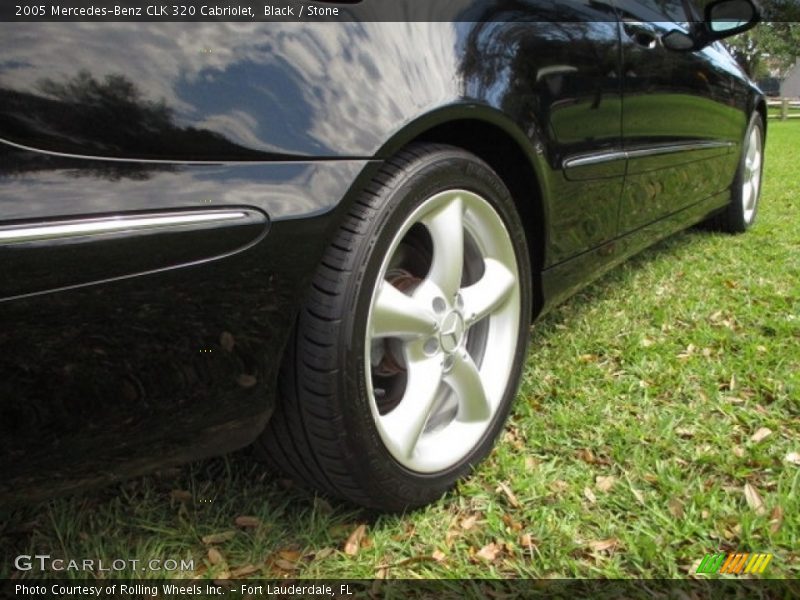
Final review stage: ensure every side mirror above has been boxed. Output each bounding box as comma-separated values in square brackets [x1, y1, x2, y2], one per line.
[705, 0, 760, 36]
[662, 0, 760, 52]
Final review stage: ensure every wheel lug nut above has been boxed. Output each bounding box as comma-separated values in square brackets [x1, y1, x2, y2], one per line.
[432, 297, 447, 314]
[443, 356, 455, 370]
[424, 337, 439, 355]
[455, 294, 464, 310]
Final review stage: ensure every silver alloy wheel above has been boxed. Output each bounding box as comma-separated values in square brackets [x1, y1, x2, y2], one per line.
[742, 125, 762, 225]
[364, 189, 521, 473]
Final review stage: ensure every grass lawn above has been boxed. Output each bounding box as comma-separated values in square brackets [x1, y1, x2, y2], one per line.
[2, 121, 798, 581]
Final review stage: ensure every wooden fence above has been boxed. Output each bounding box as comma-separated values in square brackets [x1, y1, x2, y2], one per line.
[767, 98, 800, 120]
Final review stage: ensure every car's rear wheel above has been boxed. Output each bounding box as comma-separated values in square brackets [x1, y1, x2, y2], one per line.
[707, 113, 764, 233]
[257, 143, 533, 510]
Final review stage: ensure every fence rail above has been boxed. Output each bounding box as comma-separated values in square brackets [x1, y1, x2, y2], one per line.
[767, 98, 800, 120]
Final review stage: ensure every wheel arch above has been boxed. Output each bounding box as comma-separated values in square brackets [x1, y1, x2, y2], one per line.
[374, 107, 550, 319]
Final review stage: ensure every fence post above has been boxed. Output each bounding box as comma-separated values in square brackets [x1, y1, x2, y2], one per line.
[782, 98, 789, 121]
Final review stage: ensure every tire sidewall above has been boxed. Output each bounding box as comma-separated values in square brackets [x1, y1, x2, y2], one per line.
[337, 149, 533, 507]
[731, 113, 765, 231]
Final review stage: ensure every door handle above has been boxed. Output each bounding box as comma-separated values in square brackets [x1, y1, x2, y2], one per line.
[624, 21, 659, 50]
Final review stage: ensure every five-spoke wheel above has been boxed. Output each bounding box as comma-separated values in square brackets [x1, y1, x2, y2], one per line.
[741, 124, 762, 226]
[366, 189, 521, 472]
[707, 112, 764, 233]
[259, 144, 532, 510]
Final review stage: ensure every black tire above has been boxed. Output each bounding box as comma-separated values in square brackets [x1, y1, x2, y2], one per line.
[256, 143, 533, 511]
[705, 112, 765, 233]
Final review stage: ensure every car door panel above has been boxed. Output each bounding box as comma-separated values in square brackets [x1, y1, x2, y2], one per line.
[616, 0, 748, 232]
[461, 0, 624, 266]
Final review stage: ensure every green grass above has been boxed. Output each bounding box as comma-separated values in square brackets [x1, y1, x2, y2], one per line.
[2, 122, 799, 581]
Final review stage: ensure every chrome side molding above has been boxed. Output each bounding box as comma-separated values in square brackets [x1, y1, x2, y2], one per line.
[0, 210, 261, 245]
[626, 140, 734, 160]
[563, 151, 627, 169]
[564, 140, 734, 170]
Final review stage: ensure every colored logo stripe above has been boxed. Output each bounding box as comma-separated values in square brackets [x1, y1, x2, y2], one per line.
[696, 553, 772, 574]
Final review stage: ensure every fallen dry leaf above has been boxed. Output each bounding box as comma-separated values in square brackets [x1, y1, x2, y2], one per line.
[583, 486, 597, 504]
[668, 498, 685, 519]
[550, 480, 569, 493]
[476, 542, 501, 562]
[432, 549, 446, 562]
[273, 558, 298, 571]
[207, 548, 224, 566]
[770, 506, 784, 534]
[525, 456, 539, 470]
[445, 529, 460, 545]
[502, 514, 522, 532]
[497, 482, 521, 508]
[784, 452, 800, 466]
[631, 487, 645, 505]
[750, 427, 773, 443]
[278, 550, 302, 562]
[520, 533, 536, 554]
[234, 516, 261, 529]
[230, 564, 259, 578]
[344, 524, 367, 556]
[595, 476, 616, 493]
[460, 515, 478, 530]
[192, 564, 208, 578]
[577, 448, 596, 464]
[675, 427, 694, 438]
[744, 483, 767, 516]
[202, 531, 236, 545]
[733, 446, 745, 458]
[312, 547, 335, 561]
[588, 538, 619, 553]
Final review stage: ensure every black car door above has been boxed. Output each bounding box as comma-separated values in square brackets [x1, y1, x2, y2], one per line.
[460, 0, 624, 267]
[615, 0, 746, 232]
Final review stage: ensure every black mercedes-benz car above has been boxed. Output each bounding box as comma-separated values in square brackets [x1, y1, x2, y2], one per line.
[0, 0, 765, 511]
